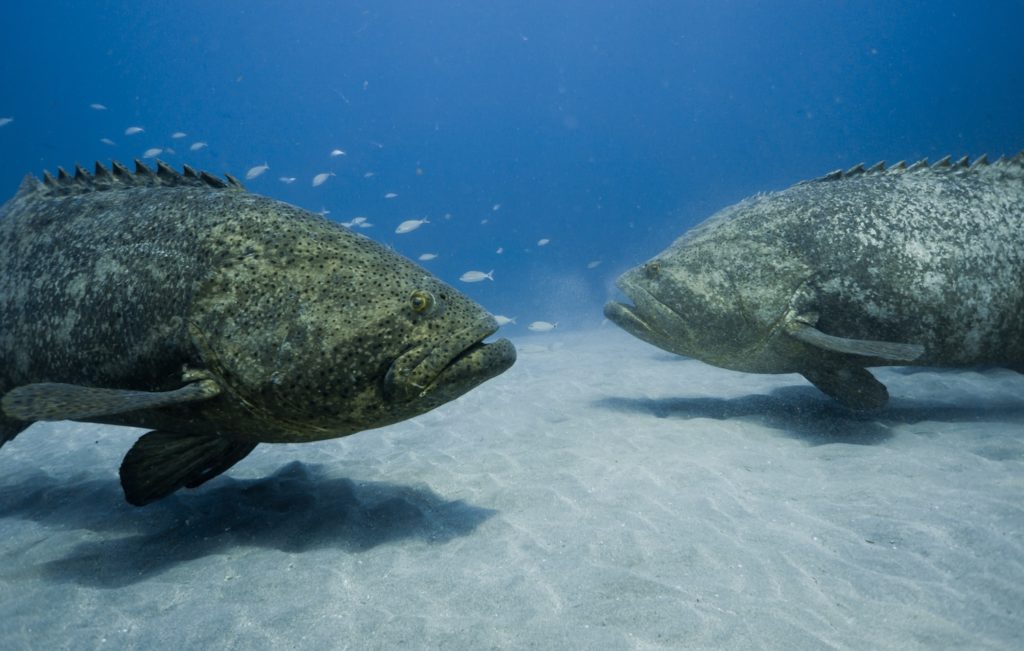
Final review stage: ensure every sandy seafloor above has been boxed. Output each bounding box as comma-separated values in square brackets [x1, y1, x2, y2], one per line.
[0, 328, 1022, 650]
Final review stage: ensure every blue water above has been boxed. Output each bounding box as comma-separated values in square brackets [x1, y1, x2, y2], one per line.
[3, 4, 1024, 648]
[2, 2, 1022, 326]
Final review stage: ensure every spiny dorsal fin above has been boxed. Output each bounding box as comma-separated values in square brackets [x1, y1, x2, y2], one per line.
[23, 160, 247, 199]
[807, 151, 1021, 184]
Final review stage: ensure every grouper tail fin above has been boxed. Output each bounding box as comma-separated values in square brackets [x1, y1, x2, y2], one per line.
[119, 431, 257, 506]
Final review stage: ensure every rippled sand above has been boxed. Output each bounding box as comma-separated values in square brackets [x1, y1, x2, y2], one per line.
[1, 329, 1022, 649]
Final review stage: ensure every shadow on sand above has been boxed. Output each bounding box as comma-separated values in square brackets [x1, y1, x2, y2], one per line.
[0, 461, 494, 588]
[596, 384, 1024, 446]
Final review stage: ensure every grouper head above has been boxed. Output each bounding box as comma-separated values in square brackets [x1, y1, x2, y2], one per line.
[190, 200, 517, 442]
[604, 233, 812, 373]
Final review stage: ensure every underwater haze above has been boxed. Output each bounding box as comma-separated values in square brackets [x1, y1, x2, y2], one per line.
[2, 2, 1024, 649]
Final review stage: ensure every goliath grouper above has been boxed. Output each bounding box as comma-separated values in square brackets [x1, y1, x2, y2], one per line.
[0, 160, 516, 505]
[605, 153, 1024, 410]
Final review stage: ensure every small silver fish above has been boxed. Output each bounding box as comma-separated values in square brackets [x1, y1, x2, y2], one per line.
[246, 163, 270, 180]
[586, 260, 602, 269]
[492, 204, 501, 211]
[384, 192, 398, 199]
[312, 172, 335, 187]
[171, 132, 187, 139]
[418, 253, 438, 261]
[395, 218, 429, 234]
[342, 216, 373, 229]
[496, 247, 504, 254]
[142, 148, 163, 159]
[493, 315, 516, 326]
[0, 118, 12, 128]
[460, 270, 494, 283]
[330, 149, 346, 157]
[528, 321, 557, 332]
[537, 238, 550, 246]
[189, 142, 208, 151]
[89, 103, 107, 111]
[124, 126, 144, 136]
[279, 177, 297, 184]
[363, 171, 375, 178]
[100, 138, 116, 146]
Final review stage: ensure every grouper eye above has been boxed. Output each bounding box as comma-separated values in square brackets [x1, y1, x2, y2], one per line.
[410, 290, 434, 313]
[644, 261, 661, 278]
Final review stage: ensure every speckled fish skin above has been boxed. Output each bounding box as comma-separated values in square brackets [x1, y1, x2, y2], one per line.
[605, 153, 1024, 409]
[0, 160, 515, 502]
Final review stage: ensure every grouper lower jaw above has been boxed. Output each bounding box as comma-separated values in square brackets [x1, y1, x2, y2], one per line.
[604, 301, 653, 341]
[383, 323, 516, 404]
[421, 336, 516, 401]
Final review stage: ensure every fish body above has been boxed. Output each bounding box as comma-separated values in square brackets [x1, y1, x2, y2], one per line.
[245, 163, 269, 180]
[460, 270, 494, 283]
[312, 172, 334, 187]
[0, 160, 515, 504]
[527, 321, 556, 332]
[395, 218, 429, 234]
[605, 154, 1024, 409]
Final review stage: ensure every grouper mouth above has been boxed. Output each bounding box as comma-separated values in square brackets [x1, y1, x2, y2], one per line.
[604, 274, 684, 353]
[383, 319, 516, 404]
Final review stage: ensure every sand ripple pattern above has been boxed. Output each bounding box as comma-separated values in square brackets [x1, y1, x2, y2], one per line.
[1, 330, 1022, 649]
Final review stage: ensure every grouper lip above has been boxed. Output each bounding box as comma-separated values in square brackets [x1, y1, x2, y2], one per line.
[604, 274, 685, 352]
[421, 334, 516, 399]
[383, 320, 516, 403]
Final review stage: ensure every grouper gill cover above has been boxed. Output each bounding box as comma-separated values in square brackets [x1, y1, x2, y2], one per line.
[0, 160, 516, 505]
[605, 153, 1024, 410]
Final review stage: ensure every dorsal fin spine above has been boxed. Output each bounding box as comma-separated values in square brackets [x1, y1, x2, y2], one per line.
[21, 160, 246, 198]
[811, 152, 1015, 184]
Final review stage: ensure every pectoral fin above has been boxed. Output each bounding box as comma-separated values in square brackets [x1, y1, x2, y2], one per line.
[788, 323, 924, 361]
[119, 431, 257, 506]
[801, 365, 889, 410]
[1, 377, 221, 422]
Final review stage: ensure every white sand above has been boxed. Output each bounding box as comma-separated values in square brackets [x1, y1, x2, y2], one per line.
[1, 328, 1022, 649]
